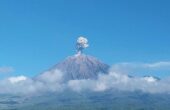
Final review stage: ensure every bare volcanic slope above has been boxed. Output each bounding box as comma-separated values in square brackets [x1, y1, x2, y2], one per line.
[48, 54, 109, 80]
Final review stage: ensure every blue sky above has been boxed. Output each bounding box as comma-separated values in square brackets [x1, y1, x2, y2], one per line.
[0, 0, 170, 78]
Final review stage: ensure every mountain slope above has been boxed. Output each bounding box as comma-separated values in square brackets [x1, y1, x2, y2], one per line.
[43, 54, 109, 80]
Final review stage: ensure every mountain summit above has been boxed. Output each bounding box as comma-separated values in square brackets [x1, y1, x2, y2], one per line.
[39, 37, 109, 81]
[50, 54, 109, 80]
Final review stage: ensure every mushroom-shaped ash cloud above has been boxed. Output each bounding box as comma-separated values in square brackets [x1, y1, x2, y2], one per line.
[76, 36, 89, 55]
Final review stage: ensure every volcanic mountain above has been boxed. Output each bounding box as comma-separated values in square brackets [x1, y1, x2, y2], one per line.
[38, 37, 110, 81]
[41, 54, 109, 80]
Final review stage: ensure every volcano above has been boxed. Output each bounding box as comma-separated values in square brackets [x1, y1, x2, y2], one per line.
[47, 54, 109, 80]
[2, 37, 170, 110]
[38, 37, 109, 80]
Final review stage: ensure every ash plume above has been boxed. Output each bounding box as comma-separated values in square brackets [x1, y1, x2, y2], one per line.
[76, 36, 89, 55]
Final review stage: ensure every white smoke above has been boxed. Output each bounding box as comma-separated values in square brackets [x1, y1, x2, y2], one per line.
[76, 36, 89, 55]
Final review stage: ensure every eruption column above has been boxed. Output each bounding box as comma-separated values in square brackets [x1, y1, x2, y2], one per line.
[76, 36, 89, 55]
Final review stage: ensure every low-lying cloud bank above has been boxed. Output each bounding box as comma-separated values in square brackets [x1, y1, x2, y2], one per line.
[0, 64, 170, 95]
[68, 72, 170, 94]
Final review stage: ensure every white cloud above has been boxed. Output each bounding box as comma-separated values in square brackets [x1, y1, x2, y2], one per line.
[142, 76, 158, 83]
[37, 69, 63, 83]
[144, 62, 170, 69]
[111, 61, 170, 71]
[0, 67, 14, 74]
[110, 61, 170, 77]
[8, 76, 27, 84]
[67, 71, 170, 94]
[0, 62, 170, 95]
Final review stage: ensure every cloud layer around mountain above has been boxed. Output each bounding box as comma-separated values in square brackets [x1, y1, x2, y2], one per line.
[0, 62, 170, 95]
